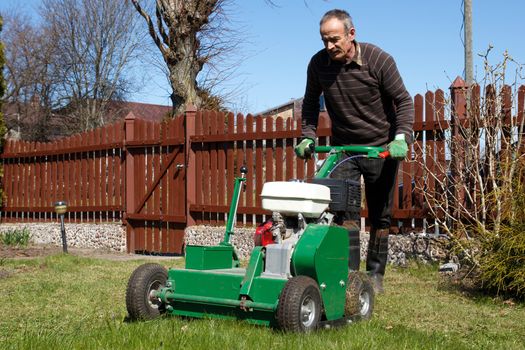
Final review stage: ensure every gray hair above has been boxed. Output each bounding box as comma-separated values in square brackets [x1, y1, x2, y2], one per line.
[320, 9, 354, 34]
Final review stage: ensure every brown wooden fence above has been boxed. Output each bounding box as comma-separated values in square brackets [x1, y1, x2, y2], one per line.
[2, 79, 524, 253]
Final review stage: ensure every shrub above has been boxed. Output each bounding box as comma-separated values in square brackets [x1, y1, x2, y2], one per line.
[476, 160, 525, 299]
[0, 228, 31, 247]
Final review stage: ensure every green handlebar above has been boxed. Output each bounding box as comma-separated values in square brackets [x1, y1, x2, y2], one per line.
[314, 145, 388, 158]
[312, 145, 390, 179]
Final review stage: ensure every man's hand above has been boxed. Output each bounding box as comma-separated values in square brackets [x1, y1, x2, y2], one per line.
[294, 138, 315, 159]
[388, 134, 408, 160]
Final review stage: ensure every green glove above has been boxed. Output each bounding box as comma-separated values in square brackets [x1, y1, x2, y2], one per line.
[295, 138, 315, 159]
[388, 135, 409, 160]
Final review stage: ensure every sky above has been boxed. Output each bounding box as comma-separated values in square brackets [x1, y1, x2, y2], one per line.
[1, 0, 525, 114]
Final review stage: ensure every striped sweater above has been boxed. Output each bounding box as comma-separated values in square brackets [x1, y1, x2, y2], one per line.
[301, 41, 414, 146]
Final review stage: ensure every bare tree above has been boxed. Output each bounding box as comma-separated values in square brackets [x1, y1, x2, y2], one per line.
[41, 0, 144, 132]
[2, 0, 146, 138]
[2, 13, 59, 141]
[130, 0, 246, 114]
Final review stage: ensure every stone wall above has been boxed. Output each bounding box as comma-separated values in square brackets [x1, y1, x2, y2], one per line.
[0, 222, 453, 265]
[0, 223, 126, 252]
[185, 225, 453, 266]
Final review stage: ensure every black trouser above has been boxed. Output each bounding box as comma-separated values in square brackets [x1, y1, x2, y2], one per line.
[330, 155, 399, 274]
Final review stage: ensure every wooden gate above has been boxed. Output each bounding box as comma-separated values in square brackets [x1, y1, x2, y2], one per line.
[123, 114, 187, 254]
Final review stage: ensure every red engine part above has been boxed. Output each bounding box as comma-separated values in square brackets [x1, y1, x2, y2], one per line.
[254, 220, 275, 246]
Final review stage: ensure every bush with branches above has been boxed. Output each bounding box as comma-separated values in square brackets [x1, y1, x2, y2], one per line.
[414, 49, 525, 299]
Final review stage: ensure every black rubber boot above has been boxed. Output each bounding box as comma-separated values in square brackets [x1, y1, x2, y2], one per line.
[366, 228, 389, 294]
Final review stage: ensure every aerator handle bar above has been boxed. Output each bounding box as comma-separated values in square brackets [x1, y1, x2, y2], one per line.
[222, 166, 248, 245]
[313, 145, 389, 179]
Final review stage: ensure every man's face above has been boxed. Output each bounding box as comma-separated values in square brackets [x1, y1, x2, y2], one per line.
[320, 18, 355, 62]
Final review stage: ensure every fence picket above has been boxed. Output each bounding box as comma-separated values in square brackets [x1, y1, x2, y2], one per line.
[217, 112, 226, 216]
[255, 117, 264, 211]
[275, 117, 284, 181]
[245, 114, 255, 224]
[210, 111, 219, 224]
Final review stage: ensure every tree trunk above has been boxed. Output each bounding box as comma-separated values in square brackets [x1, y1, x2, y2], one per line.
[168, 38, 202, 114]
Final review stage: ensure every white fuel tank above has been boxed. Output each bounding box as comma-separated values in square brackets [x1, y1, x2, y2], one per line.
[261, 181, 330, 217]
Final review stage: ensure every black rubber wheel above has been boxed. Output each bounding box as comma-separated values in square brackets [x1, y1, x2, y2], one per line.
[126, 263, 168, 321]
[276, 276, 322, 332]
[345, 271, 374, 321]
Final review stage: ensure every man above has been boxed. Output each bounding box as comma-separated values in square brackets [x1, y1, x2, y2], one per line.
[295, 9, 414, 293]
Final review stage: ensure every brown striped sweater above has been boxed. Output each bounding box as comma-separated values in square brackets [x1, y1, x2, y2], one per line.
[301, 41, 414, 146]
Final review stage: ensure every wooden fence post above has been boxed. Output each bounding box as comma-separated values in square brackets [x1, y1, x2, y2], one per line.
[124, 112, 137, 253]
[185, 105, 197, 226]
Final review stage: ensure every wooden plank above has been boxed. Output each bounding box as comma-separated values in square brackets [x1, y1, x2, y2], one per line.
[153, 122, 161, 252]
[202, 112, 211, 223]
[168, 224, 176, 253]
[255, 117, 264, 210]
[63, 138, 71, 221]
[28, 142, 34, 220]
[175, 115, 186, 220]
[171, 117, 181, 222]
[161, 120, 170, 221]
[161, 221, 169, 254]
[100, 127, 109, 216]
[189, 129, 300, 143]
[245, 114, 255, 223]
[191, 113, 203, 224]
[38, 143, 46, 218]
[69, 135, 81, 221]
[173, 224, 185, 254]
[94, 128, 102, 215]
[20, 143, 27, 216]
[3, 141, 13, 212]
[16, 142, 23, 220]
[0, 141, 126, 159]
[135, 149, 180, 219]
[105, 126, 115, 218]
[135, 224, 145, 252]
[88, 130, 96, 217]
[265, 117, 274, 183]
[146, 121, 155, 216]
[275, 117, 284, 181]
[294, 118, 304, 180]
[145, 122, 154, 251]
[285, 118, 294, 181]
[114, 123, 124, 214]
[4, 205, 121, 213]
[159, 122, 169, 247]
[226, 113, 235, 212]
[210, 111, 218, 223]
[217, 112, 226, 212]
[51, 141, 59, 216]
[168, 116, 184, 247]
[135, 120, 146, 250]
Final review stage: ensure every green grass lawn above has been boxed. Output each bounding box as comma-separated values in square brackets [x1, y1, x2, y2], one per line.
[0, 254, 524, 350]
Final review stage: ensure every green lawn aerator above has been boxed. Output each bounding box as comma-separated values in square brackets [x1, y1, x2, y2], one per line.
[126, 145, 389, 332]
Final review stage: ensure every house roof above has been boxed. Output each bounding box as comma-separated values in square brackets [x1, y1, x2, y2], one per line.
[105, 100, 172, 122]
[1, 99, 173, 140]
